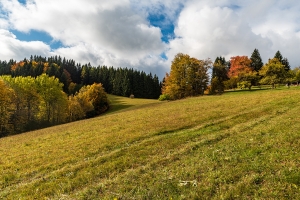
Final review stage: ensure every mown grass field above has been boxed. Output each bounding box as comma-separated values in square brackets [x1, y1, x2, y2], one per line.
[1, 88, 300, 199]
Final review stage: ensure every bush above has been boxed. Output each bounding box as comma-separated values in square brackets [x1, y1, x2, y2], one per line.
[238, 81, 252, 90]
[158, 94, 170, 101]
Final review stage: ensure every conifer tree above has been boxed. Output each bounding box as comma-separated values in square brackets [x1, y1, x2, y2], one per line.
[250, 49, 263, 72]
[274, 51, 283, 63]
[282, 58, 291, 71]
[211, 57, 229, 94]
[274, 50, 290, 72]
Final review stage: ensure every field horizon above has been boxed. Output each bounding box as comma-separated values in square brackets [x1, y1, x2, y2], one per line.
[1, 88, 300, 199]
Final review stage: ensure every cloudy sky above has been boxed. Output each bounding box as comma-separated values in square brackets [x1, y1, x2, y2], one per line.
[1, 0, 300, 79]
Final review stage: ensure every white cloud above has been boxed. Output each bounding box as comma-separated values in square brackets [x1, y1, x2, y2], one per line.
[0, 29, 50, 60]
[166, 0, 300, 67]
[2, 0, 164, 54]
[1, 0, 300, 80]
[167, 3, 272, 63]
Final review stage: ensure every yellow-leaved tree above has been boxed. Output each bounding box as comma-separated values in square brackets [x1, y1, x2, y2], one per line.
[35, 74, 68, 124]
[1, 76, 40, 132]
[0, 79, 15, 136]
[72, 83, 109, 118]
[259, 58, 287, 89]
[161, 53, 211, 100]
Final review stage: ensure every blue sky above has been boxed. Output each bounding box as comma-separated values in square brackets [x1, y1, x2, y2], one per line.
[11, 29, 63, 50]
[17, 0, 25, 5]
[1, 0, 300, 79]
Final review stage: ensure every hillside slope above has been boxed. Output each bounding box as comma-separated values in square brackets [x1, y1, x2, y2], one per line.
[1, 89, 300, 199]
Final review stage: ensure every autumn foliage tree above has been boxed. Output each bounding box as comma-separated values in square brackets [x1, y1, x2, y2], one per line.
[0, 74, 109, 137]
[162, 53, 211, 100]
[259, 58, 287, 88]
[0, 79, 15, 136]
[1, 76, 40, 132]
[226, 56, 258, 89]
[73, 83, 109, 118]
[35, 74, 68, 124]
[228, 56, 252, 77]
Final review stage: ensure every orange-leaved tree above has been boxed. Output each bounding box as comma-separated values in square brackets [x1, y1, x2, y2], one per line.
[226, 56, 258, 89]
[228, 56, 252, 78]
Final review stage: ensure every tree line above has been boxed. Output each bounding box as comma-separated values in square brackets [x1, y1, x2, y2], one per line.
[0, 55, 161, 99]
[161, 49, 299, 100]
[0, 74, 109, 137]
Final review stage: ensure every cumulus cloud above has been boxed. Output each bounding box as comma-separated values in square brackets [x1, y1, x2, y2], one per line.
[0, 29, 50, 60]
[145, 0, 300, 70]
[166, 0, 300, 66]
[0, 0, 168, 76]
[0, 0, 300, 80]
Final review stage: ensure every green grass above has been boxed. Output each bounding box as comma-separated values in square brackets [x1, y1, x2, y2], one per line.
[1, 89, 300, 199]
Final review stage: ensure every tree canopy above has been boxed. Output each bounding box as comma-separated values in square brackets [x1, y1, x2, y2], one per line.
[162, 53, 211, 100]
[0, 74, 109, 137]
[259, 58, 287, 88]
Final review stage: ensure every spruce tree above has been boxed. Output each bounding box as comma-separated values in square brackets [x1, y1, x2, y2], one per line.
[274, 50, 283, 63]
[274, 51, 290, 71]
[282, 58, 291, 71]
[211, 57, 229, 94]
[250, 49, 263, 72]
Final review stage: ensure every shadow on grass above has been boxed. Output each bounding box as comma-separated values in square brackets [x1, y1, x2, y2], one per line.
[224, 85, 292, 94]
[106, 96, 134, 114]
[224, 87, 270, 94]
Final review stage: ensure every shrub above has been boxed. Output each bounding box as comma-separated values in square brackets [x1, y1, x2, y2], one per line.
[158, 94, 170, 101]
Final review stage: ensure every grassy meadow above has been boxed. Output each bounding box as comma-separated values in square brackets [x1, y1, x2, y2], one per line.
[1, 88, 300, 199]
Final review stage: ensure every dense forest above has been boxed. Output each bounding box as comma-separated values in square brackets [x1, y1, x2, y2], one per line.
[0, 55, 162, 99]
[0, 55, 162, 137]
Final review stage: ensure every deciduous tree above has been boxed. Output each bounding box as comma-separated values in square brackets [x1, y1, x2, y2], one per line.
[2, 76, 40, 132]
[227, 56, 258, 89]
[228, 56, 252, 78]
[0, 79, 15, 136]
[35, 74, 68, 123]
[162, 53, 211, 100]
[259, 58, 286, 88]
